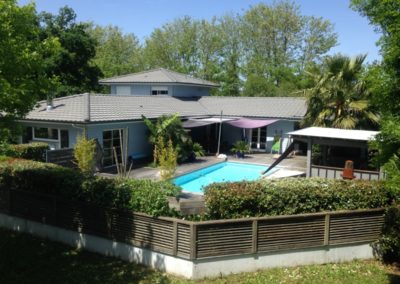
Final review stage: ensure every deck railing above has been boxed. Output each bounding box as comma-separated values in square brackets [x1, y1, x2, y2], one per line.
[311, 165, 383, 180]
[0, 188, 385, 260]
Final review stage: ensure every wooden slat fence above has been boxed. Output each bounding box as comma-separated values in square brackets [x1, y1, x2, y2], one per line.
[0, 188, 385, 260]
[46, 148, 75, 167]
[311, 165, 383, 180]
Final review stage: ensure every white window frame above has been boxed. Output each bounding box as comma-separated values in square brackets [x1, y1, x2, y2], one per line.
[151, 86, 168, 95]
[32, 127, 69, 150]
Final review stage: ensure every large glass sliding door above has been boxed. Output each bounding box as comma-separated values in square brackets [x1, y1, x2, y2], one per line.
[102, 129, 125, 167]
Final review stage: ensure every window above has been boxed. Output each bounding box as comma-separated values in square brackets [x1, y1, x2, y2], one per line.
[102, 129, 125, 167]
[32, 127, 69, 149]
[34, 127, 59, 140]
[151, 86, 168, 95]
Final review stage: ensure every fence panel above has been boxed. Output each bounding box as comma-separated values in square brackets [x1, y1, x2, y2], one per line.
[0, 188, 9, 213]
[196, 221, 253, 258]
[257, 215, 325, 252]
[329, 210, 384, 244]
[46, 148, 75, 168]
[11, 190, 56, 224]
[177, 223, 191, 258]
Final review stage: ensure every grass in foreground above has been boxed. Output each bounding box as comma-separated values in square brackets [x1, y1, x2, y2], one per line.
[0, 228, 399, 284]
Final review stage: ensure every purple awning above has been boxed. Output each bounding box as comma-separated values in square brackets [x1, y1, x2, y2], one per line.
[226, 118, 278, 129]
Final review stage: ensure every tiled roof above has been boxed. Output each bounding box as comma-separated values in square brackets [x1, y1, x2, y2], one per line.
[99, 68, 219, 87]
[23, 94, 307, 123]
[24, 94, 209, 123]
[198, 96, 307, 119]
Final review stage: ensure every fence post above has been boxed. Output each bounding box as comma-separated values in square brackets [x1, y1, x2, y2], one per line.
[190, 223, 197, 260]
[324, 213, 330, 246]
[7, 188, 12, 215]
[252, 220, 258, 254]
[172, 221, 178, 256]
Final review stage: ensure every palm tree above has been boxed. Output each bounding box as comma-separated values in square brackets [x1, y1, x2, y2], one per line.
[302, 54, 379, 129]
[142, 113, 191, 163]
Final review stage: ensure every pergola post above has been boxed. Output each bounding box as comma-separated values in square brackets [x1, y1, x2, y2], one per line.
[306, 137, 312, 177]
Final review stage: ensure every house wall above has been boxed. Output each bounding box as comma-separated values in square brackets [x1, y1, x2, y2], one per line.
[109, 84, 210, 97]
[19, 121, 81, 150]
[86, 121, 152, 159]
[172, 85, 210, 97]
[219, 120, 297, 153]
[266, 120, 296, 152]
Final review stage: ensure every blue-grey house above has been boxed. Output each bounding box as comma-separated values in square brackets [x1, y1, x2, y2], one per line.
[18, 69, 307, 167]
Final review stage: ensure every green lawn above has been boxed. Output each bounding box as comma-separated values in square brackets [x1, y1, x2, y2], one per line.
[0, 228, 398, 284]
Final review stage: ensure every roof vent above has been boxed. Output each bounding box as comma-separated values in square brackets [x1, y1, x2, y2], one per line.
[46, 97, 54, 111]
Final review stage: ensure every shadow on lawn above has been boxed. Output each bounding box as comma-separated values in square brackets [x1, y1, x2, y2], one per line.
[0, 229, 172, 284]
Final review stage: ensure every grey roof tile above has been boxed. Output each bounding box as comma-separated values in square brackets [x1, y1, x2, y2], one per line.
[198, 96, 307, 119]
[23, 94, 307, 123]
[99, 68, 219, 87]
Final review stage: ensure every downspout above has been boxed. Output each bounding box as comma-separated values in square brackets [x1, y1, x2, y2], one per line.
[83, 93, 91, 138]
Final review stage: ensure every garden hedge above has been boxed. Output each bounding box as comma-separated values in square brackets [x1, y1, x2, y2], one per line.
[0, 158, 180, 216]
[0, 143, 48, 161]
[204, 178, 399, 219]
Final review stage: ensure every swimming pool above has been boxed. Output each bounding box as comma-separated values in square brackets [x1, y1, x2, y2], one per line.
[173, 162, 279, 194]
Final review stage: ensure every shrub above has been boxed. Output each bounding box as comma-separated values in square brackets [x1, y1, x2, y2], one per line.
[118, 179, 181, 216]
[0, 142, 48, 161]
[204, 178, 396, 219]
[0, 158, 83, 197]
[0, 158, 181, 217]
[74, 136, 96, 175]
[378, 206, 400, 262]
[156, 138, 178, 181]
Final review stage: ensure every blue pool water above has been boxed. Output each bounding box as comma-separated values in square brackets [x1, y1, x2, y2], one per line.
[173, 162, 279, 194]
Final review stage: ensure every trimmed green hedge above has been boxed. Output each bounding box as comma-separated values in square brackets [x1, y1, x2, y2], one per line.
[204, 178, 398, 219]
[378, 206, 400, 262]
[0, 143, 48, 161]
[0, 158, 180, 216]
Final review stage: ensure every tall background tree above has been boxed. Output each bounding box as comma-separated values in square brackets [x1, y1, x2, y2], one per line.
[351, 0, 400, 189]
[88, 24, 143, 78]
[39, 6, 102, 97]
[0, 0, 59, 141]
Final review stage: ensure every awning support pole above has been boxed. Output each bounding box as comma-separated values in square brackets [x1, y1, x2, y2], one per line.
[216, 110, 223, 156]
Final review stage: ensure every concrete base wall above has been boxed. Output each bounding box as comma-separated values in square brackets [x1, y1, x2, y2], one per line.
[0, 213, 375, 280]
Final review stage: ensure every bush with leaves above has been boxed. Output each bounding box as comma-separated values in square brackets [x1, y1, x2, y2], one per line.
[74, 135, 96, 175]
[0, 142, 48, 162]
[0, 158, 181, 217]
[155, 138, 178, 180]
[204, 178, 396, 219]
[378, 206, 400, 262]
[0, 158, 83, 197]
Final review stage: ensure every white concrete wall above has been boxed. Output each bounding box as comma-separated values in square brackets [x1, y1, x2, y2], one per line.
[0, 213, 375, 280]
[0, 213, 194, 278]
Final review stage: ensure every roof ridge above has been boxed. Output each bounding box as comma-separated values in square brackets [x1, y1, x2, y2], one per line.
[160, 68, 178, 83]
[99, 68, 166, 82]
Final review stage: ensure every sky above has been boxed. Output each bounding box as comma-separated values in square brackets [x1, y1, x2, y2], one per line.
[19, 0, 382, 63]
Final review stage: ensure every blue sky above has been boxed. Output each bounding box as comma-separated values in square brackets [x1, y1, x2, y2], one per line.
[20, 0, 381, 62]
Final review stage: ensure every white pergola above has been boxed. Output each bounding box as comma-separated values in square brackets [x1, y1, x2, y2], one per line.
[288, 127, 380, 177]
